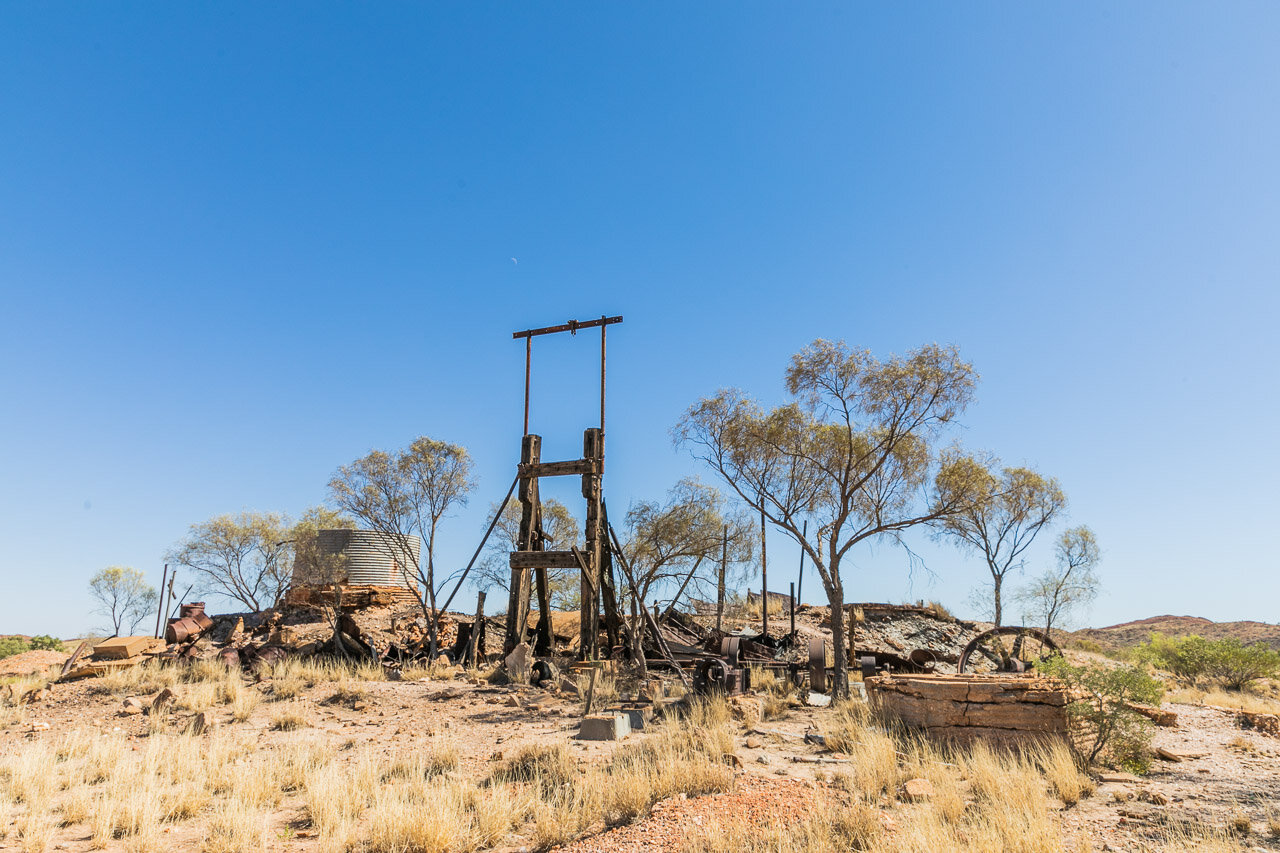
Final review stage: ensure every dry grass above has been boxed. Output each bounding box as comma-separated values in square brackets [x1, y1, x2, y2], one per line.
[3, 673, 1216, 853]
[492, 741, 578, 790]
[1228, 809, 1252, 835]
[1037, 741, 1095, 806]
[575, 671, 618, 710]
[269, 703, 310, 731]
[1167, 686, 1280, 716]
[230, 687, 260, 722]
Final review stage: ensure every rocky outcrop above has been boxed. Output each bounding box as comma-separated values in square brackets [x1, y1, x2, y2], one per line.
[865, 673, 1080, 745]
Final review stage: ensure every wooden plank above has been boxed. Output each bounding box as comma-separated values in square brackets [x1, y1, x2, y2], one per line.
[93, 636, 163, 660]
[509, 550, 581, 569]
[59, 641, 91, 679]
[520, 459, 598, 478]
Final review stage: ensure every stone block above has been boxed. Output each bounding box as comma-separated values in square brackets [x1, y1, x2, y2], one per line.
[579, 714, 630, 741]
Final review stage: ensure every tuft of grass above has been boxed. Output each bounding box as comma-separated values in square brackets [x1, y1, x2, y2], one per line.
[1038, 740, 1096, 806]
[382, 740, 461, 781]
[492, 742, 577, 790]
[575, 671, 618, 710]
[270, 704, 310, 731]
[203, 798, 268, 853]
[1167, 685, 1280, 716]
[230, 688, 260, 723]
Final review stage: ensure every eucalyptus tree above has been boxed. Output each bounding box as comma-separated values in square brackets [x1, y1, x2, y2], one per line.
[473, 497, 582, 610]
[1017, 525, 1100, 637]
[939, 464, 1067, 626]
[88, 566, 158, 636]
[328, 436, 476, 656]
[676, 340, 987, 696]
[613, 478, 754, 668]
[620, 478, 754, 616]
[167, 512, 294, 612]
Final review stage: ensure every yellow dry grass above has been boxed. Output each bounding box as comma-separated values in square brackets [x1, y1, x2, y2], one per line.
[1167, 686, 1280, 716]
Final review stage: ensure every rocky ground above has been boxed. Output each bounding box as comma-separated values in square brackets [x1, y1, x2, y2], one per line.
[4, 600, 1280, 851]
[3, 661, 1279, 851]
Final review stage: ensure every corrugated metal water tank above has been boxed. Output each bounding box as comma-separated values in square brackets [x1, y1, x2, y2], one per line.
[315, 528, 421, 589]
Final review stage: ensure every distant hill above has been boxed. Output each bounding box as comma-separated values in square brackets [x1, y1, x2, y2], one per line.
[1066, 615, 1280, 652]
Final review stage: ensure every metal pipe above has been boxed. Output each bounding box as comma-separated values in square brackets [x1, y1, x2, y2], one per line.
[717, 525, 727, 634]
[760, 506, 768, 637]
[154, 563, 168, 639]
[599, 317, 607, 434]
[523, 335, 531, 436]
[438, 475, 521, 616]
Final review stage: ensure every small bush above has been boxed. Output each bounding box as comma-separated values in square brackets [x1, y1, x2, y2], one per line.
[1136, 633, 1280, 690]
[1040, 656, 1163, 771]
[1207, 638, 1280, 691]
[29, 635, 64, 652]
[0, 637, 30, 659]
[1135, 633, 1214, 683]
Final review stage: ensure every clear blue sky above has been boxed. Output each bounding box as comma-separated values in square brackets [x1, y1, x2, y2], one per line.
[3, 4, 1277, 638]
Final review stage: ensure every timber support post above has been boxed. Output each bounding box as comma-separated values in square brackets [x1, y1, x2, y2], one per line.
[507, 315, 622, 663]
[504, 434, 541, 654]
[580, 427, 604, 660]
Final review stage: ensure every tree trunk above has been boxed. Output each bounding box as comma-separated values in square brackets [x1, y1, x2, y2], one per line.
[827, 580, 848, 698]
[992, 573, 1003, 627]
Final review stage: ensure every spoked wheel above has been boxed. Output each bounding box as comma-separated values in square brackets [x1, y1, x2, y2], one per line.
[957, 626, 1061, 674]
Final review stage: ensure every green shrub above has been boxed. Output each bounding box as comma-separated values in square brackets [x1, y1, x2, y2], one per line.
[1206, 638, 1280, 691]
[1134, 633, 1214, 683]
[0, 638, 31, 659]
[1041, 656, 1163, 772]
[28, 635, 64, 652]
[1135, 633, 1280, 690]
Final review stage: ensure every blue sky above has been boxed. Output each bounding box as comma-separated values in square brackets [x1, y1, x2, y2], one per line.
[2, 4, 1277, 638]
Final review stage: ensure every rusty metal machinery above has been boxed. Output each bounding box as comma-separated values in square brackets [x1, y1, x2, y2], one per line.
[693, 637, 753, 695]
[808, 637, 826, 693]
[166, 602, 213, 644]
[957, 626, 1061, 674]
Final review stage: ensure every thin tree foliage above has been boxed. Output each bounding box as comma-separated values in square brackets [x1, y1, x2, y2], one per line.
[473, 498, 582, 610]
[613, 478, 754, 670]
[88, 566, 158, 637]
[167, 512, 294, 612]
[1017, 525, 1100, 637]
[328, 436, 476, 656]
[940, 465, 1067, 626]
[676, 340, 987, 696]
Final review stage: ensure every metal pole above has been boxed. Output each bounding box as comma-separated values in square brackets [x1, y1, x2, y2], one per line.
[523, 335, 531, 435]
[166, 572, 176, 623]
[599, 317, 607, 434]
[760, 506, 768, 637]
[154, 564, 168, 639]
[717, 525, 727, 634]
[797, 520, 808, 605]
[439, 475, 521, 616]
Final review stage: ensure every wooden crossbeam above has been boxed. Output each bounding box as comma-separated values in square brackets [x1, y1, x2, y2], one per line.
[509, 550, 583, 570]
[512, 315, 622, 340]
[519, 459, 599, 478]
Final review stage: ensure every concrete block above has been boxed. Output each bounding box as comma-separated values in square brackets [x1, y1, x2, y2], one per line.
[608, 705, 654, 731]
[578, 714, 630, 741]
